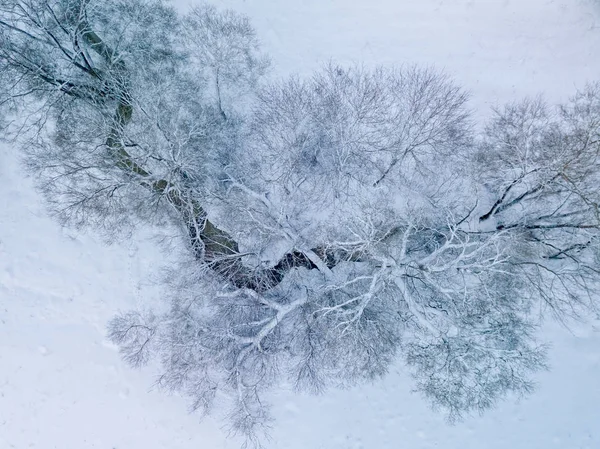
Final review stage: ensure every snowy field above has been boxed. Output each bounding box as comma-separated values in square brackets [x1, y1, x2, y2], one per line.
[1, 0, 600, 448]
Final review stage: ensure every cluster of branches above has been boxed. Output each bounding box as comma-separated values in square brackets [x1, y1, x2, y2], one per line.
[1, 1, 599, 446]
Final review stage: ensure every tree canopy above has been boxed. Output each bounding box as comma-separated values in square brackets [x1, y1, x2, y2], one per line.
[1, 1, 599, 446]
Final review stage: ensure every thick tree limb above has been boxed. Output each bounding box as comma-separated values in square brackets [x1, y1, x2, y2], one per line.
[0, 1, 333, 290]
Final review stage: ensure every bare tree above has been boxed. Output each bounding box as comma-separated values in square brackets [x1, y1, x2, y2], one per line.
[181, 3, 269, 118]
[1, 1, 599, 447]
[476, 92, 600, 318]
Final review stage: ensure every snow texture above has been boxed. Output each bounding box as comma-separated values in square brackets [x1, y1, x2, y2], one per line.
[1, 0, 600, 448]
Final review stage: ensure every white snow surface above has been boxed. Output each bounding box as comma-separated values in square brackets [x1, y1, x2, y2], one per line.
[1, 0, 600, 448]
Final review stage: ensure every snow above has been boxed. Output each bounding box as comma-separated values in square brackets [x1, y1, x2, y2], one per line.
[0, 149, 227, 449]
[214, 0, 600, 119]
[1, 0, 600, 448]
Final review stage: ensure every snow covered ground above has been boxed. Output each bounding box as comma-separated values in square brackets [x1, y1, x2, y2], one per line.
[1, 0, 600, 448]
[216, 0, 600, 119]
